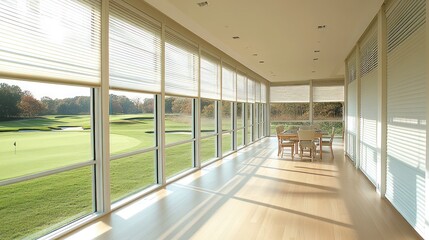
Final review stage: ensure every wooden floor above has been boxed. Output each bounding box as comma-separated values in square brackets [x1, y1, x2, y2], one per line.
[63, 138, 422, 240]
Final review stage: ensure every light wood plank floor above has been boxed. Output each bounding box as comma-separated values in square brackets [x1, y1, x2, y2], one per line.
[63, 138, 422, 240]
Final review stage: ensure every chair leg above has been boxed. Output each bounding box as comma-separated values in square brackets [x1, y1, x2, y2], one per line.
[291, 146, 294, 160]
[281, 147, 284, 158]
[330, 145, 334, 159]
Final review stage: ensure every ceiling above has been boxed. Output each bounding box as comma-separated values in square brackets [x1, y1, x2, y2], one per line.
[143, 0, 384, 83]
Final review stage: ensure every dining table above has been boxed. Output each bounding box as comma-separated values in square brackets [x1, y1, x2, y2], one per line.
[278, 130, 328, 159]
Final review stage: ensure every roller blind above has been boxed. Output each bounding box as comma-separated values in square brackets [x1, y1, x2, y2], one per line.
[261, 83, 267, 103]
[165, 29, 198, 97]
[270, 85, 310, 103]
[255, 81, 261, 102]
[359, 22, 378, 186]
[347, 50, 357, 83]
[237, 72, 247, 102]
[385, 0, 426, 237]
[222, 64, 235, 101]
[247, 79, 255, 103]
[313, 85, 344, 102]
[0, 0, 101, 86]
[109, 0, 161, 92]
[200, 51, 220, 100]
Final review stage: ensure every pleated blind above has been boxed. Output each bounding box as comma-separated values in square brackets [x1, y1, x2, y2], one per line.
[385, 0, 426, 237]
[0, 0, 101, 86]
[359, 22, 379, 185]
[109, 0, 161, 92]
[165, 29, 198, 97]
[237, 72, 247, 102]
[270, 85, 310, 103]
[247, 79, 255, 103]
[200, 51, 220, 100]
[255, 81, 261, 103]
[222, 64, 236, 101]
[261, 83, 267, 103]
[313, 85, 344, 102]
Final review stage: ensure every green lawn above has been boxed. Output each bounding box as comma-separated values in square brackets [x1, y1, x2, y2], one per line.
[0, 114, 222, 240]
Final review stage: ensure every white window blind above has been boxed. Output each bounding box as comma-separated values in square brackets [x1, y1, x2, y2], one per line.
[222, 64, 236, 101]
[261, 83, 267, 103]
[109, 0, 161, 92]
[247, 79, 255, 103]
[346, 80, 357, 162]
[165, 29, 198, 97]
[0, 0, 101, 86]
[270, 85, 309, 103]
[385, 0, 426, 237]
[255, 81, 261, 102]
[359, 22, 378, 186]
[313, 85, 344, 102]
[347, 50, 357, 83]
[200, 51, 220, 100]
[237, 72, 247, 102]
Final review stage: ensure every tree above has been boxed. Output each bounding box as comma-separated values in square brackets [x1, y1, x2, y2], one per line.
[172, 97, 192, 114]
[0, 83, 22, 119]
[18, 91, 44, 118]
[41, 97, 58, 115]
[142, 98, 154, 113]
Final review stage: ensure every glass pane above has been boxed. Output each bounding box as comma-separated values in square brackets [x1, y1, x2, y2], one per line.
[270, 121, 309, 135]
[222, 132, 232, 155]
[110, 90, 155, 155]
[313, 102, 344, 120]
[0, 80, 91, 181]
[237, 129, 244, 147]
[246, 103, 252, 125]
[0, 166, 93, 240]
[222, 101, 232, 132]
[200, 136, 217, 163]
[313, 121, 343, 136]
[165, 142, 193, 178]
[270, 103, 310, 121]
[237, 103, 244, 128]
[110, 151, 156, 202]
[247, 126, 252, 143]
[165, 96, 193, 144]
[201, 99, 216, 136]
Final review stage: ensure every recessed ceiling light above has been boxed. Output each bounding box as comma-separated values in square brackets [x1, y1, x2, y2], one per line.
[312, 71, 316, 73]
[253, 53, 258, 56]
[314, 50, 320, 53]
[317, 25, 326, 29]
[313, 58, 319, 61]
[232, 36, 240, 39]
[197, 1, 209, 7]
[259, 60, 264, 63]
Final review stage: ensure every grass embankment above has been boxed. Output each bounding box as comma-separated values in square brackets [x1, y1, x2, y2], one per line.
[0, 114, 223, 240]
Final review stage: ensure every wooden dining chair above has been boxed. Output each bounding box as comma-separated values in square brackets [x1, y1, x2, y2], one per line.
[297, 130, 317, 161]
[318, 127, 335, 159]
[276, 125, 294, 159]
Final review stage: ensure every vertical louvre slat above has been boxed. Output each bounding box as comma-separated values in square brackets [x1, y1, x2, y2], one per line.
[222, 63, 235, 101]
[165, 28, 198, 97]
[109, 0, 161, 92]
[0, 0, 101, 85]
[359, 22, 378, 185]
[200, 51, 220, 100]
[385, 0, 426, 237]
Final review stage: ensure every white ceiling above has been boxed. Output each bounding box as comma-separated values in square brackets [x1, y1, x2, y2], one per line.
[144, 0, 384, 83]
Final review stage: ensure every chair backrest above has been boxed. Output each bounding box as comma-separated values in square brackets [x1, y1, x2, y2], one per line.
[329, 127, 335, 143]
[275, 125, 284, 135]
[297, 130, 315, 141]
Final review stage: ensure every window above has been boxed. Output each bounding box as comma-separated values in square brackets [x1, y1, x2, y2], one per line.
[200, 99, 218, 163]
[0, 79, 94, 239]
[236, 102, 245, 148]
[222, 101, 233, 154]
[165, 96, 195, 178]
[246, 103, 253, 143]
[109, 90, 157, 203]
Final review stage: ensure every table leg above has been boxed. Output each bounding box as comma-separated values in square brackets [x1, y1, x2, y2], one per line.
[319, 136, 323, 159]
